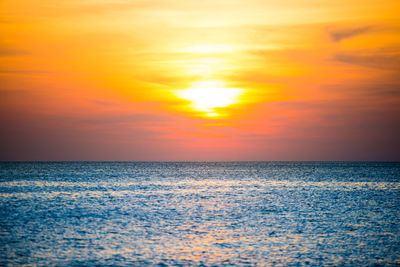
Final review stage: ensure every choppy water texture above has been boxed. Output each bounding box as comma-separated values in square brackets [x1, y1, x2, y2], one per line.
[0, 162, 399, 266]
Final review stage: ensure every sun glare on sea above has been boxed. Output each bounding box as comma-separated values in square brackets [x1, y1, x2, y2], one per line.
[174, 80, 244, 117]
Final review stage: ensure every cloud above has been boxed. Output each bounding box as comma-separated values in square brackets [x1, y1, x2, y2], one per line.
[0, 48, 29, 57]
[334, 52, 400, 70]
[0, 89, 33, 97]
[90, 100, 120, 107]
[79, 113, 175, 125]
[0, 40, 30, 57]
[328, 26, 372, 42]
[0, 70, 52, 75]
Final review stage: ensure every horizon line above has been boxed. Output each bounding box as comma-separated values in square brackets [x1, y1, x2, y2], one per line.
[1, 160, 399, 163]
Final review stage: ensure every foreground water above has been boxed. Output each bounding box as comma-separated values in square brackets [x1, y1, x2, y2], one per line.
[0, 162, 399, 266]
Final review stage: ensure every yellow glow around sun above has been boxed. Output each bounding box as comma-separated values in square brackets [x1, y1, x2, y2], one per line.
[181, 44, 237, 54]
[174, 80, 244, 117]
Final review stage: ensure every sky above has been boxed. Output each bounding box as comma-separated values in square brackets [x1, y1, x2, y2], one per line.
[1, 0, 400, 161]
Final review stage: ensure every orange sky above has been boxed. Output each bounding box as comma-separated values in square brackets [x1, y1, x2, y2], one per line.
[1, 0, 400, 160]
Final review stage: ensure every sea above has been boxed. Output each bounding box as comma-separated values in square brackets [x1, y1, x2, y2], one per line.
[0, 162, 399, 266]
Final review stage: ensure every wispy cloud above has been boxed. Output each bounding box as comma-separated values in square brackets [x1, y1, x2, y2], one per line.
[79, 113, 176, 125]
[90, 100, 120, 107]
[0, 48, 29, 57]
[334, 51, 400, 70]
[328, 26, 373, 42]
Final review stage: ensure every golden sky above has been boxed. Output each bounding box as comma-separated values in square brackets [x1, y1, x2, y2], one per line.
[1, 0, 400, 160]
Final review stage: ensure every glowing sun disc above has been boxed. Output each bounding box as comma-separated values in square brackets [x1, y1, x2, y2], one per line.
[174, 80, 244, 116]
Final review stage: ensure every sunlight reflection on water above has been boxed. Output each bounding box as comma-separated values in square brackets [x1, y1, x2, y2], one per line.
[0, 162, 399, 265]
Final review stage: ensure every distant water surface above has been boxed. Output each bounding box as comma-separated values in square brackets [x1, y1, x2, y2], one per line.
[0, 162, 399, 265]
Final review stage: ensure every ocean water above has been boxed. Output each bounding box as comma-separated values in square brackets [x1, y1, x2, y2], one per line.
[0, 162, 399, 266]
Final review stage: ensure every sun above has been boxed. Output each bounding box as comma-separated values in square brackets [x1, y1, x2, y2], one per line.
[174, 80, 244, 117]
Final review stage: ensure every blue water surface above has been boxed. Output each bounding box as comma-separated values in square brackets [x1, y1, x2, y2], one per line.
[0, 162, 399, 265]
